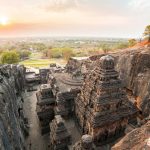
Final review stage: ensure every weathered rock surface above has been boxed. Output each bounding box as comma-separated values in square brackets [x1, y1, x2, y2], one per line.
[73, 134, 96, 150]
[112, 121, 150, 150]
[0, 65, 26, 150]
[114, 48, 150, 116]
[66, 57, 91, 74]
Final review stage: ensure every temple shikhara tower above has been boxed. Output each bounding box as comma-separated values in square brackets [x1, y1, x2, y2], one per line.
[50, 115, 71, 150]
[75, 55, 138, 146]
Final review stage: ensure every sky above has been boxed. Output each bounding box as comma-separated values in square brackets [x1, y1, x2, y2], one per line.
[0, 0, 149, 38]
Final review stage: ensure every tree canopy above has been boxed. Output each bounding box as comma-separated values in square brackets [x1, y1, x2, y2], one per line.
[143, 25, 150, 41]
[48, 48, 62, 58]
[18, 50, 31, 60]
[48, 47, 74, 60]
[1, 51, 20, 64]
[61, 47, 74, 60]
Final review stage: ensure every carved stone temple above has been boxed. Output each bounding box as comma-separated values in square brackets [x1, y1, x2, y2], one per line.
[1, 46, 150, 150]
[50, 115, 71, 150]
[39, 68, 49, 84]
[73, 134, 96, 150]
[48, 72, 82, 118]
[75, 55, 138, 146]
[36, 84, 55, 134]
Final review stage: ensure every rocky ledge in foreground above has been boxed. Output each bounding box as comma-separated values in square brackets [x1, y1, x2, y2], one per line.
[112, 120, 150, 150]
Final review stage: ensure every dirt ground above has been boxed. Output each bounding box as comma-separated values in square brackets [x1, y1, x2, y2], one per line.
[23, 87, 49, 150]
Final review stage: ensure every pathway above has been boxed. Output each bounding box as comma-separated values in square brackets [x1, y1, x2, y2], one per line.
[23, 88, 49, 150]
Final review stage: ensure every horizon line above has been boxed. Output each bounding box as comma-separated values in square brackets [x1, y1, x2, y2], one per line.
[0, 35, 140, 40]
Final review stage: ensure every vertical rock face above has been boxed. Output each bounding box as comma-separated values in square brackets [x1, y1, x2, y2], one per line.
[0, 65, 26, 150]
[75, 55, 138, 146]
[115, 48, 150, 116]
[50, 115, 71, 150]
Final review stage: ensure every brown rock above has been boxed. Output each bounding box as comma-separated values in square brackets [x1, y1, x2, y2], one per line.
[112, 121, 150, 150]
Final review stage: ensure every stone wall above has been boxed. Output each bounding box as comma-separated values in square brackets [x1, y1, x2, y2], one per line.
[0, 65, 26, 150]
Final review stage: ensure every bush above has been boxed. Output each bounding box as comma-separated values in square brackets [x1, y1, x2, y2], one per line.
[18, 50, 31, 60]
[1, 51, 20, 64]
[128, 39, 137, 47]
[100, 44, 112, 53]
[48, 47, 74, 60]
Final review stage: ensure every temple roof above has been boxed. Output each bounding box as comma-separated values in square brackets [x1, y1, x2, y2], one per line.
[52, 73, 82, 93]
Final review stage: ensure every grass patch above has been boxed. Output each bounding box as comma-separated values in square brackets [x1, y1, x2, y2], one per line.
[20, 58, 66, 68]
[30, 52, 43, 59]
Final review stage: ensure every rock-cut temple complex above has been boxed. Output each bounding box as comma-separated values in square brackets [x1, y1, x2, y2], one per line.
[3, 48, 150, 150]
[75, 55, 138, 146]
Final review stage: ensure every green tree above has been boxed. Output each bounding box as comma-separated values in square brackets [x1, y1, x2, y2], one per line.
[143, 25, 150, 41]
[48, 47, 74, 60]
[42, 49, 49, 57]
[43, 46, 52, 57]
[1, 51, 20, 64]
[0, 49, 3, 55]
[128, 39, 137, 47]
[18, 50, 31, 60]
[35, 43, 47, 52]
[61, 47, 74, 60]
[48, 48, 62, 58]
[101, 44, 111, 53]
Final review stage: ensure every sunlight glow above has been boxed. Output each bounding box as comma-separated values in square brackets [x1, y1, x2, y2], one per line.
[0, 16, 9, 26]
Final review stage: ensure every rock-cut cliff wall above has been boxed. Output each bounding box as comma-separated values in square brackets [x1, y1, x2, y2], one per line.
[0, 65, 26, 150]
[115, 48, 150, 116]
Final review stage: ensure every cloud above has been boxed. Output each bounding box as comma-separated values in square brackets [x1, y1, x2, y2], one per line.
[129, 0, 150, 10]
[43, 0, 79, 12]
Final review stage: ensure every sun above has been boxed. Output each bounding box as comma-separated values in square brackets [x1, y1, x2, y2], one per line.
[0, 16, 9, 26]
